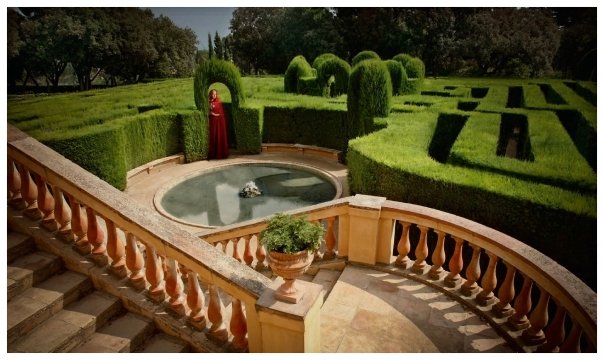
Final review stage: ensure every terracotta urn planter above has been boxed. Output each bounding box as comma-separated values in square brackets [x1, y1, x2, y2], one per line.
[268, 250, 314, 303]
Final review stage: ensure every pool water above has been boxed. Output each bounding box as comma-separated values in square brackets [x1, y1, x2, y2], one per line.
[159, 164, 337, 227]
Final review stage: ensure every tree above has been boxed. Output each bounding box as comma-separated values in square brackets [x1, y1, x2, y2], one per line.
[552, 8, 596, 80]
[229, 7, 285, 74]
[150, 15, 198, 78]
[214, 31, 224, 60]
[208, 33, 214, 59]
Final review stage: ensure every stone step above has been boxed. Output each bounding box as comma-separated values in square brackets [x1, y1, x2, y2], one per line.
[9, 291, 122, 353]
[71, 313, 155, 353]
[7, 270, 92, 344]
[7, 251, 62, 301]
[138, 333, 190, 353]
[7, 231, 36, 264]
[312, 269, 342, 302]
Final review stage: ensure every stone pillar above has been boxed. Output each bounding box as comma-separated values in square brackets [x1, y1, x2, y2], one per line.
[255, 279, 323, 352]
[346, 194, 386, 265]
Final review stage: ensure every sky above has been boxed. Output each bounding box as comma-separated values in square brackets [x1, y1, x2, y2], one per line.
[150, 7, 235, 50]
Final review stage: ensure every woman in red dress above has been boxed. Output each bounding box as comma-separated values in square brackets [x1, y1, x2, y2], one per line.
[208, 89, 230, 159]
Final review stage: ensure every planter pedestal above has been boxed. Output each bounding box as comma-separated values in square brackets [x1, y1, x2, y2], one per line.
[268, 250, 314, 304]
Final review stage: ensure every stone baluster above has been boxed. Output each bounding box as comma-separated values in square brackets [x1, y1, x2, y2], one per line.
[86, 206, 108, 266]
[68, 194, 90, 255]
[53, 186, 73, 241]
[145, 244, 165, 303]
[125, 232, 146, 290]
[493, 261, 516, 317]
[537, 302, 567, 352]
[230, 297, 248, 351]
[508, 274, 533, 330]
[394, 221, 411, 268]
[32, 173, 57, 231]
[220, 240, 229, 254]
[165, 258, 186, 316]
[255, 233, 267, 271]
[522, 286, 550, 345]
[104, 218, 126, 278]
[186, 270, 206, 330]
[460, 244, 482, 296]
[242, 235, 254, 267]
[323, 216, 337, 260]
[18, 164, 42, 220]
[310, 220, 323, 262]
[207, 284, 229, 343]
[428, 230, 446, 280]
[558, 321, 582, 353]
[8, 158, 26, 209]
[444, 236, 464, 287]
[232, 237, 242, 263]
[476, 251, 498, 306]
[412, 225, 429, 274]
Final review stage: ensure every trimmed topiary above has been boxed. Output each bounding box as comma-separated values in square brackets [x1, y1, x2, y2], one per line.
[316, 55, 351, 97]
[406, 57, 426, 80]
[351, 50, 381, 67]
[393, 53, 413, 68]
[284, 55, 314, 93]
[347, 59, 392, 138]
[312, 53, 337, 69]
[384, 60, 404, 96]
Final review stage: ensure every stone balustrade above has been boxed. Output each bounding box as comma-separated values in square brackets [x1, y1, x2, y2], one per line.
[7, 124, 324, 353]
[8, 124, 596, 352]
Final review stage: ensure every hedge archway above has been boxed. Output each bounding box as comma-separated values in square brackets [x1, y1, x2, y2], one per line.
[284, 55, 314, 93]
[351, 50, 381, 67]
[316, 55, 351, 97]
[190, 59, 247, 161]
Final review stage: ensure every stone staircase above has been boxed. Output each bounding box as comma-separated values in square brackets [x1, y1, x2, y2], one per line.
[7, 231, 189, 353]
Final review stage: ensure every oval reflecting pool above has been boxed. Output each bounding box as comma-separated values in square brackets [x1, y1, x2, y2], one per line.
[155, 163, 339, 227]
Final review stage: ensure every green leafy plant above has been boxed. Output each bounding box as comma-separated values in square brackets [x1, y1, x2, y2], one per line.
[260, 213, 324, 254]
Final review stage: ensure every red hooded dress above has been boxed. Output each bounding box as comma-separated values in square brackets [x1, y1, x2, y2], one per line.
[208, 96, 230, 159]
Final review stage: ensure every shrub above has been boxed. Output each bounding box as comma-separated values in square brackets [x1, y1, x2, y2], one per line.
[260, 213, 324, 253]
[392, 53, 413, 68]
[384, 60, 404, 96]
[312, 53, 337, 69]
[347, 59, 392, 138]
[351, 50, 380, 67]
[297, 76, 321, 96]
[284, 55, 314, 93]
[316, 56, 351, 97]
[180, 110, 208, 162]
[405, 57, 425, 79]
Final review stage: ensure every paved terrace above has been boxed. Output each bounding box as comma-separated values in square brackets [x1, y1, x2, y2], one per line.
[125, 151, 511, 352]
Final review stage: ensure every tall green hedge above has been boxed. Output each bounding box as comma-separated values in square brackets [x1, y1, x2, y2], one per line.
[42, 110, 184, 190]
[233, 106, 262, 154]
[406, 57, 426, 80]
[351, 50, 381, 67]
[262, 106, 349, 152]
[392, 53, 413, 68]
[180, 110, 208, 162]
[347, 60, 392, 138]
[384, 60, 404, 96]
[316, 56, 351, 97]
[284, 55, 314, 93]
[312, 53, 337, 69]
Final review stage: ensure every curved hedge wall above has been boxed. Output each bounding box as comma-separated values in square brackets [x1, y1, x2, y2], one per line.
[351, 50, 381, 67]
[347, 60, 392, 138]
[284, 55, 314, 93]
[316, 55, 351, 97]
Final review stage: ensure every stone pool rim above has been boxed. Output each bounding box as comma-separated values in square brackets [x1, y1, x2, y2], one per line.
[153, 159, 344, 229]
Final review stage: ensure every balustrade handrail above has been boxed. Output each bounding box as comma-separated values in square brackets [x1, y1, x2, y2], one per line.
[380, 200, 597, 347]
[7, 124, 271, 303]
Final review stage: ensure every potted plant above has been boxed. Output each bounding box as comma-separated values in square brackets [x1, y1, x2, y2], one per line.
[260, 213, 325, 303]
